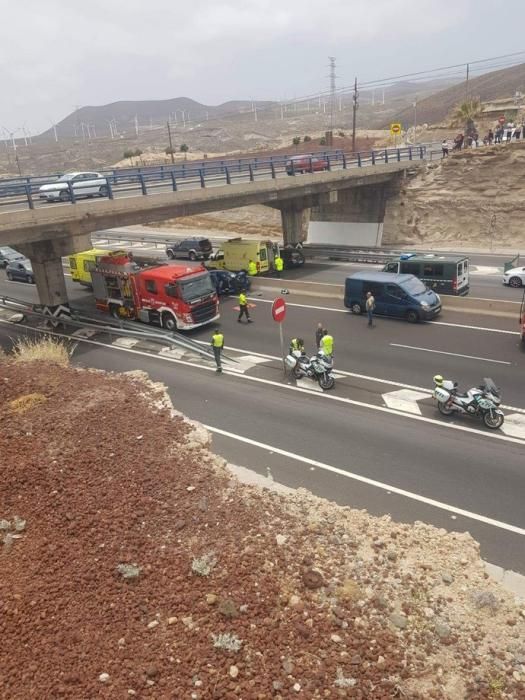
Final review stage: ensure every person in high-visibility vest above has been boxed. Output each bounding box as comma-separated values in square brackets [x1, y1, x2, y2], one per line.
[320, 329, 333, 357]
[274, 255, 284, 278]
[289, 337, 305, 355]
[238, 291, 252, 323]
[248, 260, 258, 276]
[211, 328, 225, 373]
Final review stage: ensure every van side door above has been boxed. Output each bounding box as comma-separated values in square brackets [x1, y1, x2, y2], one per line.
[385, 283, 409, 317]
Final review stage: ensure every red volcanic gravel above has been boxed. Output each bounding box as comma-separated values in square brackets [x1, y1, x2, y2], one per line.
[0, 360, 524, 699]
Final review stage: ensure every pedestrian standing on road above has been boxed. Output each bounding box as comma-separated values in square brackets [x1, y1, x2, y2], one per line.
[315, 322, 324, 349]
[211, 328, 224, 373]
[248, 259, 258, 276]
[238, 290, 252, 323]
[488, 129, 494, 145]
[320, 329, 334, 357]
[274, 255, 284, 278]
[366, 291, 375, 327]
[441, 139, 449, 157]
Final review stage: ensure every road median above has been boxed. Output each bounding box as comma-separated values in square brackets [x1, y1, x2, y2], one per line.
[252, 277, 520, 317]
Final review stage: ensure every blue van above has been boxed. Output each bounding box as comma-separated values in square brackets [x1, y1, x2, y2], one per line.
[344, 272, 441, 322]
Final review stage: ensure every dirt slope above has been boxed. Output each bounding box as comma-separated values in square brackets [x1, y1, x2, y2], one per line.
[1, 359, 524, 699]
[383, 142, 525, 248]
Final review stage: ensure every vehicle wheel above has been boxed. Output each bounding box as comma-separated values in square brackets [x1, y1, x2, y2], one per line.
[406, 310, 419, 323]
[483, 411, 504, 430]
[27, 276, 34, 284]
[99, 185, 109, 197]
[437, 401, 454, 416]
[6, 271, 13, 281]
[166, 249, 175, 259]
[350, 303, 362, 314]
[319, 373, 335, 391]
[110, 305, 122, 319]
[162, 312, 177, 331]
[59, 190, 70, 202]
[292, 365, 302, 379]
[509, 276, 523, 288]
[188, 251, 197, 261]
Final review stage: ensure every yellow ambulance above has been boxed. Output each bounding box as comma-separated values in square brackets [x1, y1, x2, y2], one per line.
[69, 248, 126, 287]
[206, 238, 278, 274]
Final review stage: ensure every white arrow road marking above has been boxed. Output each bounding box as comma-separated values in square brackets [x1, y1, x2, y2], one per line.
[112, 337, 139, 349]
[228, 354, 271, 374]
[500, 414, 525, 440]
[295, 378, 323, 392]
[382, 389, 429, 415]
[390, 343, 511, 365]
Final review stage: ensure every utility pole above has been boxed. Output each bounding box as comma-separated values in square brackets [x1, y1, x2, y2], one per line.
[254, 104, 258, 122]
[465, 63, 470, 101]
[328, 56, 336, 130]
[413, 98, 417, 145]
[134, 115, 139, 136]
[352, 77, 359, 153]
[167, 120, 175, 163]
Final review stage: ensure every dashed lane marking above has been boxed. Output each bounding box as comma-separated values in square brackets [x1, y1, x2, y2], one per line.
[204, 425, 525, 536]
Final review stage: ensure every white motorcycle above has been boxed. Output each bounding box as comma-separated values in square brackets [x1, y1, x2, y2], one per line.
[285, 350, 335, 391]
[432, 376, 504, 430]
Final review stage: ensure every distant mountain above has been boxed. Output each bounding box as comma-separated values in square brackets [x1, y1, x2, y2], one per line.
[38, 97, 276, 140]
[391, 63, 525, 127]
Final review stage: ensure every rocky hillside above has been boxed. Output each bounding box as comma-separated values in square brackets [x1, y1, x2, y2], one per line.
[383, 141, 525, 248]
[1, 355, 524, 699]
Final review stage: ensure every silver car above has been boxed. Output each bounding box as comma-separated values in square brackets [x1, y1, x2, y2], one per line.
[39, 172, 108, 202]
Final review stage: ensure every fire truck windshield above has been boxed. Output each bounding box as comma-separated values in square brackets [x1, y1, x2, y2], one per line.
[171, 273, 214, 302]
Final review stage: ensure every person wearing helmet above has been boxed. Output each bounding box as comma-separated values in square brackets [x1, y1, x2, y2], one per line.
[289, 337, 305, 354]
[433, 375, 444, 387]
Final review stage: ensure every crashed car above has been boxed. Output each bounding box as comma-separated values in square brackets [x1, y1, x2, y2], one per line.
[208, 269, 251, 295]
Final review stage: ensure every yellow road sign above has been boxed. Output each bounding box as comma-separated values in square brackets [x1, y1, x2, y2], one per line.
[390, 123, 402, 135]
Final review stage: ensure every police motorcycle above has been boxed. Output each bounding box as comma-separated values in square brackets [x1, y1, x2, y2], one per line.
[432, 375, 504, 430]
[285, 349, 335, 391]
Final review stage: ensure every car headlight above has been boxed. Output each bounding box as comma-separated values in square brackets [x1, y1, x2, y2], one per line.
[420, 301, 430, 308]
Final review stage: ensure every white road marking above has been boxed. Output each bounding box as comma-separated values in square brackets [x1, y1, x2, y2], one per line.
[470, 266, 501, 275]
[390, 343, 512, 365]
[205, 425, 525, 536]
[248, 297, 520, 334]
[500, 414, 525, 439]
[382, 389, 429, 415]
[295, 378, 323, 392]
[2, 318, 524, 445]
[112, 337, 139, 349]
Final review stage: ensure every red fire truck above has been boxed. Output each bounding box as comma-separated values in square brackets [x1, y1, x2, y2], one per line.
[90, 254, 219, 330]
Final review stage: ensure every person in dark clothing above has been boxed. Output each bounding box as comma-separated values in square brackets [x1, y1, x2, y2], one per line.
[315, 322, 324, 349]
[488, 129, 494, 145]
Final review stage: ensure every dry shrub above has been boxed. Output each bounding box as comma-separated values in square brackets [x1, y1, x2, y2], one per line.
[9, 393, 47, 414]
[12, 337, 70, 367]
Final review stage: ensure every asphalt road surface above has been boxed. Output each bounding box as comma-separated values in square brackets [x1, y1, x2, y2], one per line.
[1, 267, 524, 575]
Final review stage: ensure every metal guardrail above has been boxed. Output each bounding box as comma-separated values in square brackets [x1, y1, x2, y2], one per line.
[0, 145, 427, 211]
[504, 254, 520, 272]
[0, 294, 239, 365]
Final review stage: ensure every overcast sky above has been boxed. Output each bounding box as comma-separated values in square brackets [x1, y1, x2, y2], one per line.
[2, 0, 525, 135]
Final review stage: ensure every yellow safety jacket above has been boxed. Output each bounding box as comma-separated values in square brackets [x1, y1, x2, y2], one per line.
[248, 261, 258, 276]
[320, 334, 334, 355]
[212, 332, 224, 348]
[275, 257, 284, 272]
[239, 292, 247, 306]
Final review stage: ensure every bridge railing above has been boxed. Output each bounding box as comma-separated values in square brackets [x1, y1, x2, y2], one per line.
[0, 145, 426, 211]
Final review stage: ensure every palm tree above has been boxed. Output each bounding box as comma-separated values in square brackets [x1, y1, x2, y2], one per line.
[452, 98, 482, 138]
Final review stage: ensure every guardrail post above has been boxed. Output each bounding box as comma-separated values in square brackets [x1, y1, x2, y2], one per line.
[356, 152, 361, 167]
[24, 184, 34, 210]
[270, 161, 276, 179]
[408, 147, 413, 161]
[225, 167, 231, 185]
[371, 151, 376, 165]
[182, 163, 186, 178]
[248, 164, 254, 182]
[342, 153, 347, 169]
[171, 171, 178, 191]
[107, 177, 114, 200]
[397, 149, 401, 162]
[419, 146, 424, 159]
[67, 181, 76, 203]
[326, 155, 331, 171]
[199, 169, 205, 188]
[139, 174, 147, 195]
[384, 149, 389, 163]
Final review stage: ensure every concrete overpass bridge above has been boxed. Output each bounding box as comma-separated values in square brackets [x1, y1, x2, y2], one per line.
[0, 159, 419, 314]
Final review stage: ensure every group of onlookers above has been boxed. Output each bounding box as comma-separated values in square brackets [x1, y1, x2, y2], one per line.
[441, 121, 525, 156]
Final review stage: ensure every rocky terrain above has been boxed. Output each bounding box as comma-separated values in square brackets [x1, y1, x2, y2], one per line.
[383, 141, 525, 249]
[1, 355, 525, 699]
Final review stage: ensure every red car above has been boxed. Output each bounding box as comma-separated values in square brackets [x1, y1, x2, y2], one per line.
[286, 155, 329, 175]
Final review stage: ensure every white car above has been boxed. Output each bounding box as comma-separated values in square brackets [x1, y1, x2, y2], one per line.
[502, 266, 525, 288]
[39, 172, 108, 202]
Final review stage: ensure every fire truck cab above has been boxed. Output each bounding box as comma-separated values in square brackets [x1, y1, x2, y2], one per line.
[91, 254, 219, 331]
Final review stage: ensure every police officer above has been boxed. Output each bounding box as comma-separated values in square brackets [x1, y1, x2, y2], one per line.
[211, 328, 224, 372]
[238, 290, 252, 323]
[248, 259, 258, 276]
[289, 337, 305, 354]
[274, 255, 284, 278]
[320, 329, 333, 357]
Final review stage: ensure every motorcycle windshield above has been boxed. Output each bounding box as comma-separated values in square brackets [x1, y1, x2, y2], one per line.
[482, 378, 500, 397]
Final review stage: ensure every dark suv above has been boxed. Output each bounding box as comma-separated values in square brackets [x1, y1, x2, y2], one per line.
[166, 237, 212, 261]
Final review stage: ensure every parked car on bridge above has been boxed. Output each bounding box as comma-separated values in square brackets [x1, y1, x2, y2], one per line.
[39, 172, 108, 202]
[166, 237, 212, 261]
[5, 258, 34, 284]
[285, 155, 329, 175]
[502, 265, 525, 288]
[0, 246, 25, 268]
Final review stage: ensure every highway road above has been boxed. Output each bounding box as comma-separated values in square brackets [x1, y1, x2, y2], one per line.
[1, 266, 524, 576]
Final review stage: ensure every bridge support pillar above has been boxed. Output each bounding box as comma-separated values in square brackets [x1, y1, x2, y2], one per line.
[279, 203, 311, 246]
